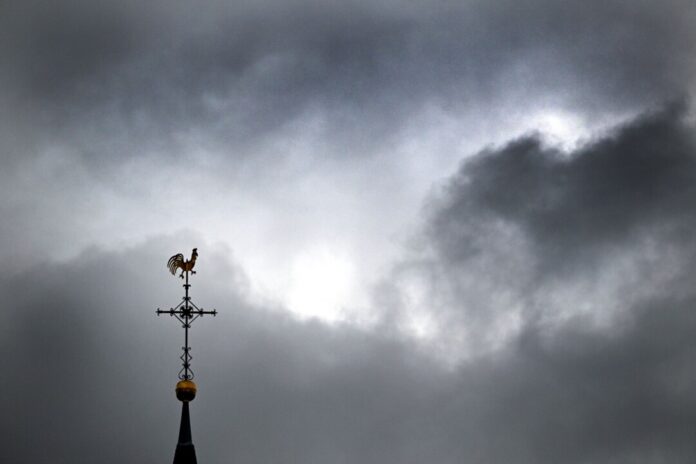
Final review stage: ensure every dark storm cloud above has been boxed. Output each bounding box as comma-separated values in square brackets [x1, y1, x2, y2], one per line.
[4, 1, 696, 462]
[2, 0, 695, 157]
[383, 102, 696, 352]
[431, 102, 696, 273]
[6, 228, 696, 463]
[2, 0, 694, 276]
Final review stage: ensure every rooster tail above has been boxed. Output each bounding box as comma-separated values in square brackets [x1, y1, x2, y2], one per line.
[167, 253, 185, 275]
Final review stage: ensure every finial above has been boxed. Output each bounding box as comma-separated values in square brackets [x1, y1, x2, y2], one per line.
[176, 379, 197, 402]
[157, 248, 217, 380]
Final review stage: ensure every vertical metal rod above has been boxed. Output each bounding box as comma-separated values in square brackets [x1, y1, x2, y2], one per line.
[184, 270, 190, 379]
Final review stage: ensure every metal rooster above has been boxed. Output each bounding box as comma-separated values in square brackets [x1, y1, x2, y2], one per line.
[167, 248, 198, 279]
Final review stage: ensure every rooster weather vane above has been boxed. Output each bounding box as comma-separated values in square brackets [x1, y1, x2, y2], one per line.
[157, 248, 217, 381]
[168, 248, 198, 279]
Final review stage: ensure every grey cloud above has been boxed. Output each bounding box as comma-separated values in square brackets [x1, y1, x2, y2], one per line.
[431, 101, 696, 273]
[3, 0, 695, 159]
[5, 237, 696, 463]
[4, 2, 696, 462]
[3, 0, 694, 273]
[382, 102, 696, 353]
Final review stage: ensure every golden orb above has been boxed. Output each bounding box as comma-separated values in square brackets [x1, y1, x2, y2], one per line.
[175, 379, 197, 402]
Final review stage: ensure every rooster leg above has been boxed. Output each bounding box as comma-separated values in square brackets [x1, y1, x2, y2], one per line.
[179, 270, 185, 279]
[191, 271, 196, 275]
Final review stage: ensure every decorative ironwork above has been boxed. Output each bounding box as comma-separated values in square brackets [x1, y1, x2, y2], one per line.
[157, 249, 217, 380]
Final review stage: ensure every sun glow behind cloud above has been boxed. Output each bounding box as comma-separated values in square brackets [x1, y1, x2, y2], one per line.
[286, 245, 358, 323]
[521, 108, 635, 153]
[531, 110, 588, 150]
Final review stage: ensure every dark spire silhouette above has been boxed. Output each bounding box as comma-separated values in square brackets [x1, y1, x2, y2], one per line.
[156, 249, 217, 464]
[173, 402, 197, 464]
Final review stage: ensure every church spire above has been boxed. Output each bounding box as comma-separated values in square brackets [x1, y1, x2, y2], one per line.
[157, 248, 217, 464]
[174, 401, 197, 464]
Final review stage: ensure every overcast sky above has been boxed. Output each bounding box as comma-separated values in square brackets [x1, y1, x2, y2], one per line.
[3, 1, 696, 463]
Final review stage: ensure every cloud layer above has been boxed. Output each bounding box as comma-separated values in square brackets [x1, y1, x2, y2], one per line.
[2, 0, 696, 309]
[3, 0, 696, 321]
[4, 105, 696, 463]
[383, 103, 696, 351]
[4, 1, 696, 462]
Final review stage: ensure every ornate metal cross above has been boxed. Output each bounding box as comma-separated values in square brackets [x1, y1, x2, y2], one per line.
[156, 248, 217, 380]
